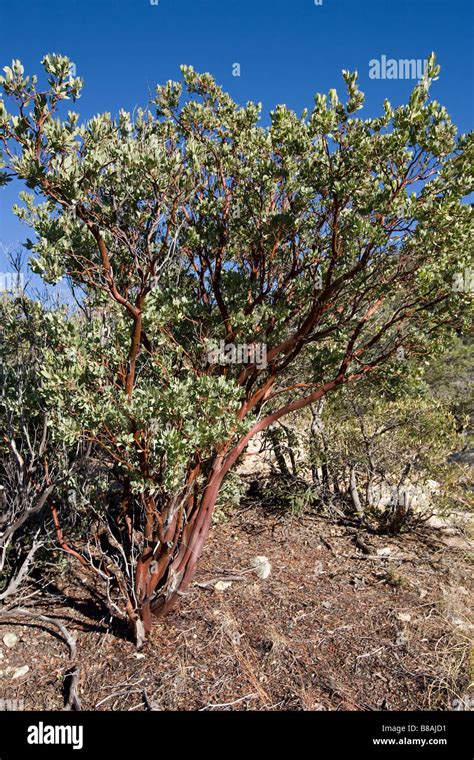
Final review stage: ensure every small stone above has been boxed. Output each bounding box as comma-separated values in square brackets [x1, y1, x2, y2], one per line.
[214, 580, 232, 592]
[0, 649, 4, 660]
[133, 653, 145, 660]
[376, 547, 392, 557]
[2, 633, 18, 649]
[12, 665, 29, 680]
[396, 612, 412, 622]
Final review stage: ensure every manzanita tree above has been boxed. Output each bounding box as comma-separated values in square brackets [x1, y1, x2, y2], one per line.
[0, 54, 472, 644]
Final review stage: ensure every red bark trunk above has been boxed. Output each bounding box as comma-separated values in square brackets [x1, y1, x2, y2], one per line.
[132, 457, 225, 631]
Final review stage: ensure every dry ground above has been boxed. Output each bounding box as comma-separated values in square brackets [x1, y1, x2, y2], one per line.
[0, 501, 472, 712]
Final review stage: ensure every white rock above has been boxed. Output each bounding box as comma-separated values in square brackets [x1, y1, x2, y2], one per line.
[376, 547, 392, 557]
[0, 649, 4, 660]
[2, 633, 18, 649]
[396, 612, 412, 622]
[251, 555, 272, 579]
[12, 665, 29, 680]
[426, 516, 447, 529]
[214, 580, 232, 592]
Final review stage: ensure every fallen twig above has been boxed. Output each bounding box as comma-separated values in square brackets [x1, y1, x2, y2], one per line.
[196, 575, 246, 589]
[199, 693, 258, 710]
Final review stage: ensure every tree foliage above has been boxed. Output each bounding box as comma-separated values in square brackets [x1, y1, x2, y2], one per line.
[0, 53, 472, 641]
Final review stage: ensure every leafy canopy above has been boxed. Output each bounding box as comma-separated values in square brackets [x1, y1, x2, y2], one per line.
[0, 53, 472, 495]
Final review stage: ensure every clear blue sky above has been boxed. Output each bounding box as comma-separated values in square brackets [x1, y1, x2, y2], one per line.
[0, 0, 472, 272]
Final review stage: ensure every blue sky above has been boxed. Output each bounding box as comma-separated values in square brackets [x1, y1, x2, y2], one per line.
[0, 0, 472, 274]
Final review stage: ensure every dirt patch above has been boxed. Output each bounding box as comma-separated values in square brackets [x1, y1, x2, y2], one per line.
[0, 504, 472, 711]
